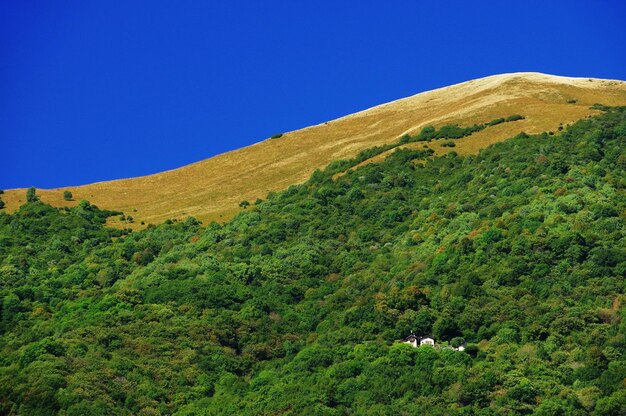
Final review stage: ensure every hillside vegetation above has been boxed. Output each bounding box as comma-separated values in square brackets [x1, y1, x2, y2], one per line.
[0, 107, 625, 415]
[2, 73, 626, 227]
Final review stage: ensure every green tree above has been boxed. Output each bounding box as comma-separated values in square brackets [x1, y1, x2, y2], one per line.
[26, 187, 39, 203]
[63, 190, 73, 201]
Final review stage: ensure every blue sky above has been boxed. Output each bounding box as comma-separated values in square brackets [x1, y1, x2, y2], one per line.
[1, 1, 625, 189]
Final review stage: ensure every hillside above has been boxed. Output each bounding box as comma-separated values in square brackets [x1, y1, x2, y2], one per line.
[3, 72, 626, 226]
[0, 107, 624, 414]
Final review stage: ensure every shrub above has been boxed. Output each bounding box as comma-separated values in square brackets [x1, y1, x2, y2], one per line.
[437, 124, 466, 139]
[63, 190, 73, 201]
[441, 141, 456, 148]
[270, 133, 283, 139]
[486, 118, 505, 126]
[591, 103, 611, 111]
[420, 126, 436, 138]
[505, 114, 525, 122]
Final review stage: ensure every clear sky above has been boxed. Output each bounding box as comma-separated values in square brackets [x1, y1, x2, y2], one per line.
[1, 1, 625, 189]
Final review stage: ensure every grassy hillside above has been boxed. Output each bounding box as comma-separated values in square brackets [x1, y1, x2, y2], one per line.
[3, 73, 626, 227]
[0, 107, 624, 414]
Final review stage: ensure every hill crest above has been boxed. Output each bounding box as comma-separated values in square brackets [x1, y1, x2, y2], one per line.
[3, 72, 626, 226]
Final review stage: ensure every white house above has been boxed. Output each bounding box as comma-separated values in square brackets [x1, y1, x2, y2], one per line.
[403, 334, 436, 348]
[404, 333, 419, 348]
[420, 337, 435, 347]
[402, 334, 466, 351]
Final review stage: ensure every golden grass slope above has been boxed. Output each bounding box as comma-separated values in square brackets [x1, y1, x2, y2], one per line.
[3, 72, 626, 227]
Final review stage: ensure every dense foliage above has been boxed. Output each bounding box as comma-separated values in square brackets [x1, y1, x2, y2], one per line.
[0, 108, 625, 415]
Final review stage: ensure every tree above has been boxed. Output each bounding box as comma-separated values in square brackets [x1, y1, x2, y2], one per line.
[239, 200, 250, 209]
[26, 187, 39, 203]
[451, 337, 465, 348]
[433, 314, 461, 341]
[63, 191, 73, 201]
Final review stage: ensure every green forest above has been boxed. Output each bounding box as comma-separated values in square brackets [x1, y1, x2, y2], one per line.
[0, 107, 625, 415]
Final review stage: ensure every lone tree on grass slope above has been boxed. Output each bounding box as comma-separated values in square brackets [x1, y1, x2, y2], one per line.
[26, 187, 39, 203]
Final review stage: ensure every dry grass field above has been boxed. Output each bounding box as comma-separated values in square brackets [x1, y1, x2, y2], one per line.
[3, 72, 626, 227]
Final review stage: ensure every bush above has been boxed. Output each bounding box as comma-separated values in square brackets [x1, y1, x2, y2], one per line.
[438, 124, 467, 138]
[486, 118, 505, 126]
[505, 114, 525, 122]
[63, 190, 73, 201]
[270, 133, 284, 139]
[441, 141, 456, 148]
[591, 103, 611, 111]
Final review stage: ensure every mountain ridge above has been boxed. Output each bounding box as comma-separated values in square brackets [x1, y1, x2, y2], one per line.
[3, 72, 626, 226]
